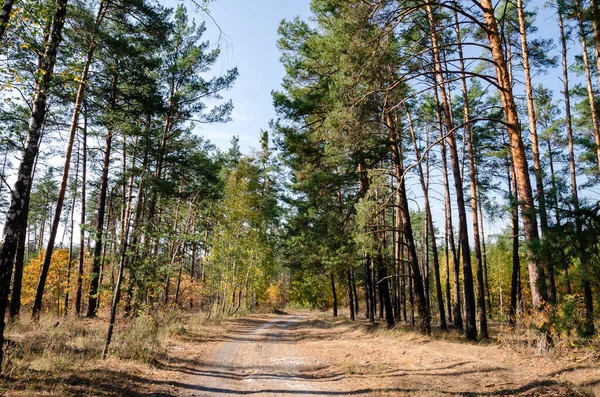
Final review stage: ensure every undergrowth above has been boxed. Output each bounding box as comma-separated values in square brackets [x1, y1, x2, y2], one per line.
[0, 309, 209, 396]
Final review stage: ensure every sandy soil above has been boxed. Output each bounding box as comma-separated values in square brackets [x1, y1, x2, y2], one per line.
[158, 312, 600, 397]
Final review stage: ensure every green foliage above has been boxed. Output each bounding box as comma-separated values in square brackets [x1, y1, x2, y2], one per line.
[288, 272, 330, 309]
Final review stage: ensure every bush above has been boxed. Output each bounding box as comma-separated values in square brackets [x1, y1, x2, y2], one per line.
[114, 314, 165, 363]
[552, 294, 594, 338]
[288, 273, 330, 309]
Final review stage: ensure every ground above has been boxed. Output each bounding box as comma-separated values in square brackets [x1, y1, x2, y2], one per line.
[161, 312, 600, 396]
[2, 311, 599, 396]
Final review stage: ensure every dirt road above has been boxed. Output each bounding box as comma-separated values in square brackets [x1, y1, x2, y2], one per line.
[170, 313, 600, 396]
[177, 315, 343, 396]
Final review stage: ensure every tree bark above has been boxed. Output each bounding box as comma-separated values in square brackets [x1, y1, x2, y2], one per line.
[575, 0, 600, 174]
[64, 143, 80, 314]
[86, 128, 114, 317]
[557, 1, 577, 297]
[0, 0, 68, 366]
[75, 108, 87, 315]
[406, 108, 446, 331]
[0, 0, 14, 41]
[377, 253, 395, 328]
[454, 10, 487, 337]
[385, 109, 430, 334]
[477, 180, 492, 318]
[517, 0, 556, 304]
[440, 123, 461, 331]
[364, 253, 374, 322]
[426, 1, 476, 339]
[347, 267, 355, 321]
[589, 0, 600, 103]
[33, 5, 105, 318]
[478, 0, 547, 309]
[331, 272, 337, 317]
[8, 153, 39, 320]
[508, 152, 520, 327]
[102, 175, 141, 359]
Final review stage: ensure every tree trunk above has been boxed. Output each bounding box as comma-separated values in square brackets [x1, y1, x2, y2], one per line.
[377, 253, 395, 328]
[86, 129, 114, 317]
[0, 0, 15, 41]
[364, 254, 372, 321]
[64, 144, 80, 314]
[557, 1, 576, 297]
[352, 268, 359, 313]
[454, 11, 487, 337]
[102, 175, 141, 359]
[479, 0, 547, 310]
[33, 5, 105, 318]
[8, 153, 39, 320]
[0, 0, 68, 366]
[347, 267, 355, 321]
[406, 108, 446, 331]
[508, 153, 520, 328]
[477, 181, 492, 318]
[441, 124, 461, 331]
[331, 272, 337, 317]
[427, 1, 475, 339]
[517, 0, 556, 304]
[75, 108, 87, 315]
[386, 110, 430, 334]
[574, 0, 600, 174]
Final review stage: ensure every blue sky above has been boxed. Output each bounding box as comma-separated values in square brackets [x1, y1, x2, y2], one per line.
[180, 0, 313, 153]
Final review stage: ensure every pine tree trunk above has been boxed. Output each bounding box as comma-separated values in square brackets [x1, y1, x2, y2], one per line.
[33, 6, 105, 318]
[352, 269, 359, 313]
[557, 2, 576, 296]
[329, 272, 337, 317]
[427, 1, 475, 339]
[102, 175, 141, 359]
[575, 0, 600, 174]
[86, 129, 114, 317]
[454, 12, 487, 337]
[64, 145, 80, 314]
[364, 254, 373, 322]
[0, 0, 68, 366]
[386, 110, 430, 334]
[477, 181, 492, 318]
[406, 108, 446, 331]
[508, 153, 520, 327]
[441, 126, 461, 331]
[377, 253, 395, 328]
[8, 153, 39, 320]
[517, 0, 556, 304]
[589, 0, 600, 96]
[347, 267, 355, 321]
[479, 0, 547, 310]
[75, 109, 87, 315]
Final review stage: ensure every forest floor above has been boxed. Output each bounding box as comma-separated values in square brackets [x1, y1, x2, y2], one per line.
[1, 310, 600, 396]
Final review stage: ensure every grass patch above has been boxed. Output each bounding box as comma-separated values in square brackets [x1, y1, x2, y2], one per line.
[0, 310, 209, 396]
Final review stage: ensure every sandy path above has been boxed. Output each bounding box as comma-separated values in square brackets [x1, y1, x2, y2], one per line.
[181, 315, 343, 396]
[174, 314, 599, 396]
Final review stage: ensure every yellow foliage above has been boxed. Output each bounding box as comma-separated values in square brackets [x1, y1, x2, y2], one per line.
[263, 284, 284, 308]
[21, 249, 74, 315]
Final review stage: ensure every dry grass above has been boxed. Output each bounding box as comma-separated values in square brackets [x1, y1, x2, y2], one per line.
[0, 310, 221, 396]
[281, 311, 599, 396]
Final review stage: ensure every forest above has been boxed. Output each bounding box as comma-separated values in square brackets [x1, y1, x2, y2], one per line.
[0, 0, 599, 395]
